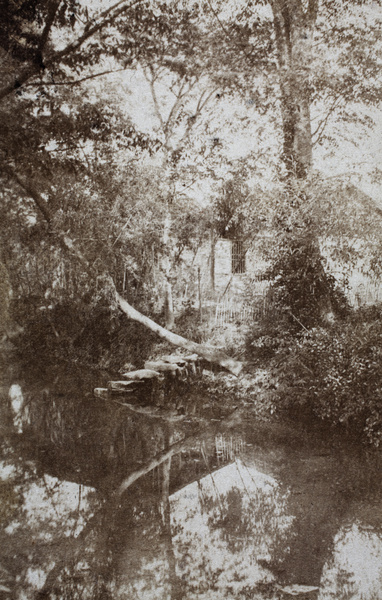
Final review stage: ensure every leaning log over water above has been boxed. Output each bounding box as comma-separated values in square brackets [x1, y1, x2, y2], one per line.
[7, 175, 242, 377]
[116, 293, 243, 376]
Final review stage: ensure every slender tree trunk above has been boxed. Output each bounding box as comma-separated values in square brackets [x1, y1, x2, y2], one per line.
[163, 214, 175, 330]
[165, 279, 175, 330]
[198, 266, 202, 321]
[271, 0, 314, 178]
[210, 230, 215, 292]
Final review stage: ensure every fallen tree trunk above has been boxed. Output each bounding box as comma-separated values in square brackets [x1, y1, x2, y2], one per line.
[7, 168, 243, 377]
[116, 293, 243, 376]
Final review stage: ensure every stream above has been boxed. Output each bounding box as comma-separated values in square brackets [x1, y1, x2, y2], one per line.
[0, 364, 381, 599]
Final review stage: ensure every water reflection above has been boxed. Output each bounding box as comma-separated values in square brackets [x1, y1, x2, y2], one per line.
[0, 372, 382, 599]
[168, 459, 291, 599]
[319, 524, 382, 600]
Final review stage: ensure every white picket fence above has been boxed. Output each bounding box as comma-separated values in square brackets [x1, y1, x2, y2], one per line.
[347, 282, 382, 307]
[213, 279, 382, 327]
[215, 434, 244, 464]
[215, 300, 254, 326]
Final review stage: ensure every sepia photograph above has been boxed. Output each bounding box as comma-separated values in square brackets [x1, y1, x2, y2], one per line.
[1, 0, 382, 598]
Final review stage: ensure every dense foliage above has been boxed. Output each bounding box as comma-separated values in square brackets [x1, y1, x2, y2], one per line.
[264, 235, 349, 329]
[11, 297, 157, 372]
[260, 307, 382, 447]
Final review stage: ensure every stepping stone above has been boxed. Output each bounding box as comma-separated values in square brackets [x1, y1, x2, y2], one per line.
[161, 355, 188, 365]
[121, 369, 161, 380]
[182, 354, 199, 362]
[144, 361, 180, 373]
[94, 388, 109, 399]
[108, 381, 138, 392]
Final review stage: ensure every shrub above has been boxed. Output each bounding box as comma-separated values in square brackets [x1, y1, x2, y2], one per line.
[265, 307, 382, 446]
[10, 296, 156, 373]
[245, 235, 349, 363]
[266, 237, 349, 330]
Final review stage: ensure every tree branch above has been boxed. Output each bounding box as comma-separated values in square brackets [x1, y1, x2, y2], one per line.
[163, 80, 193, 139]
[25, 67, 131, 87]
[38, 0, 62, 55]
[312, 94, 343, 146]
[3, 165, 52, 225]
[206, 0, 257, 60]
[2, 164, 87, 262]
[0, 0, 141, 102]
[177, 86, 218, 149]
[144, 65, 165, 130]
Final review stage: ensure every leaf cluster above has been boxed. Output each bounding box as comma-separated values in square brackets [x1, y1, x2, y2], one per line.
[0, 0, 82, 63]
[265, 308, 382, 447]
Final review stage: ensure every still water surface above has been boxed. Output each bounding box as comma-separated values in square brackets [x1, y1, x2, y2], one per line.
[0, 368, 381, 599]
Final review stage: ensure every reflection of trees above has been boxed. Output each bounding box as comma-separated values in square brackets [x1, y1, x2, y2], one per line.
[268, 478, 348, 587]
[318, 524, 382, 600]
[21, 403, 240, 598]
[0, 452, 104, 599]
[26, 389, 170, 486]
[231, 428, 382, 598]
[212, 487, 286, 557]
[266, 445, 382, 589]
[0, 371, 178, 599]
[103, 480, 166, 600]
[3, 371, 382, 600]
[161, 458, 184, 600]
[39, 426, 247, 599]
[170, 460, 291, 598]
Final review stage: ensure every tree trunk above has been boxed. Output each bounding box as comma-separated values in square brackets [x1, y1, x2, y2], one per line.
[116, 293, 242, 376]
[210, 230, 215, 292]
[270, 1, 336, 323]
[162, 208, 175, 331]
[271, 0, 314, 178]
[165, 279, 175, 330]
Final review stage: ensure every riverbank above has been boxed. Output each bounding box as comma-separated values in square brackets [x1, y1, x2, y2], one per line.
[4, 300, 382, 451]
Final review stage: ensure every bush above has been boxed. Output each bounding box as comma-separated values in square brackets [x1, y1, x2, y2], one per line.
[265, 307, 382, 446]
[266, 237, 349, 330]
[245, 236, 349, 363]
[10, 296, 156, 373]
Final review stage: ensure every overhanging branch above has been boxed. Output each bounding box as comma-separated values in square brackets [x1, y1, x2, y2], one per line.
[0, 0, 141, 102]
[24, 67, 131, 87]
